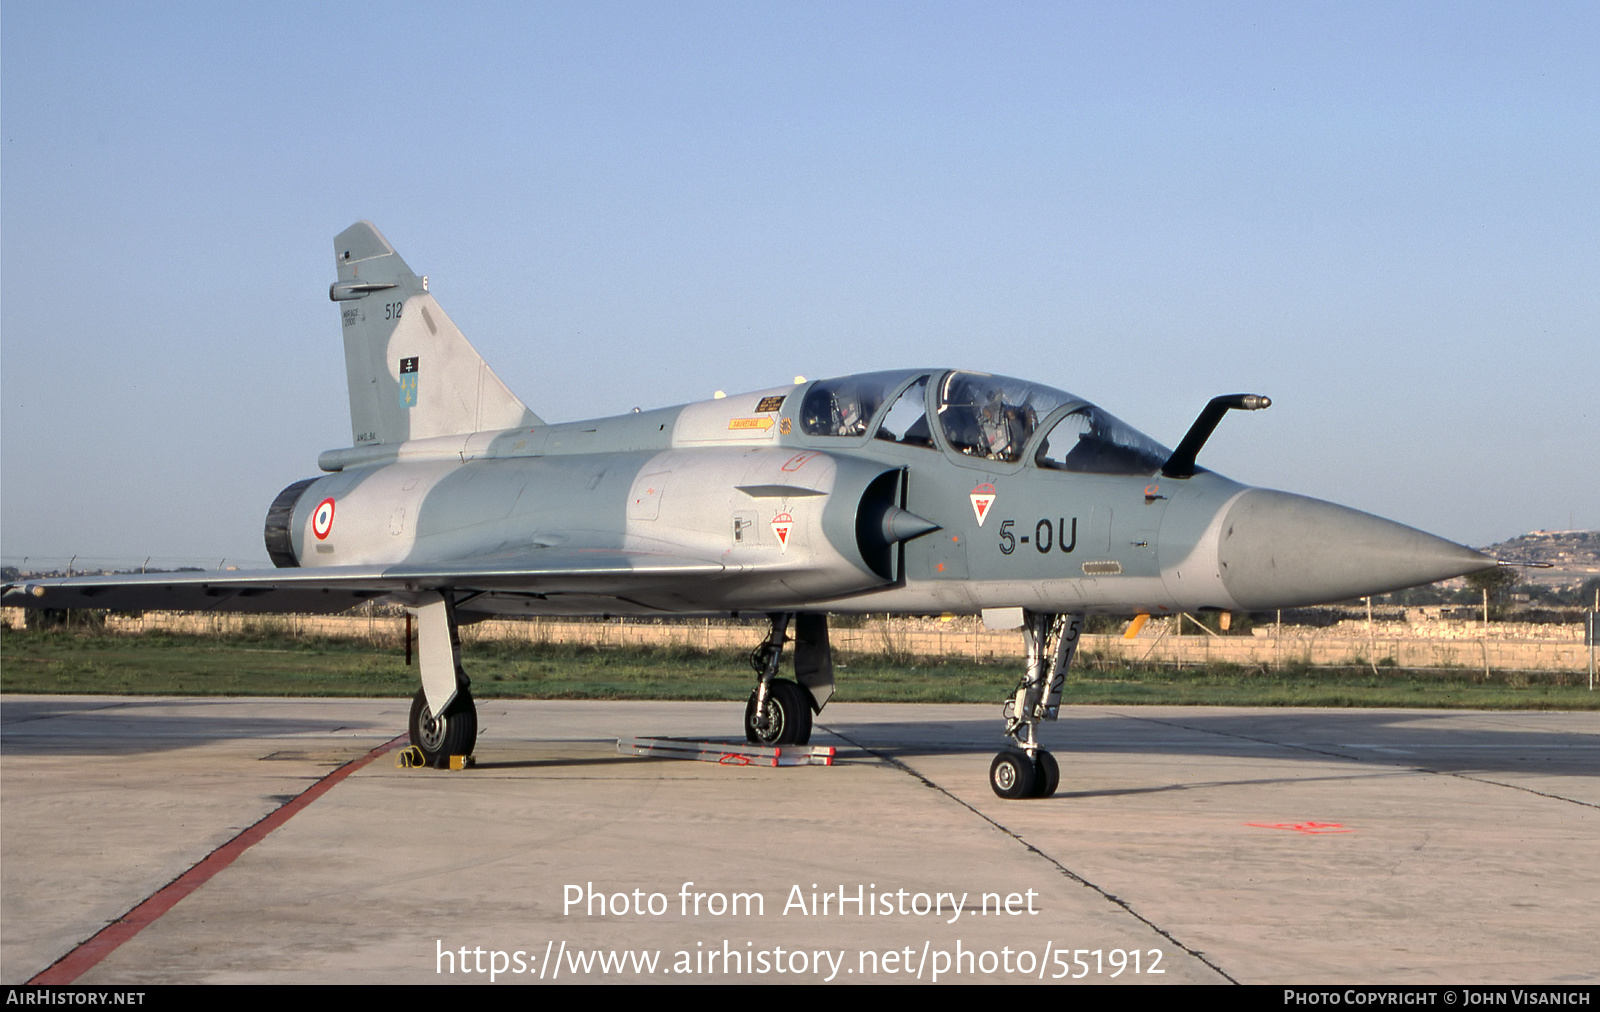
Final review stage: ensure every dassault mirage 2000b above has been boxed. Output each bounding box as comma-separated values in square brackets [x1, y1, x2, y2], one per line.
[4, 222, 1497, 798]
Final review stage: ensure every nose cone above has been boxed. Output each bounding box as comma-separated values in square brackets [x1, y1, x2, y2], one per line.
[1217, 489, 1496, 609]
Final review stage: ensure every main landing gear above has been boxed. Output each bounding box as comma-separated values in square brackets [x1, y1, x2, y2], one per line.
[744, 613, 834, 746]
[400, 603, 839, 766]
[407, 592, 479, 768]
[991, 611, 1083, 800]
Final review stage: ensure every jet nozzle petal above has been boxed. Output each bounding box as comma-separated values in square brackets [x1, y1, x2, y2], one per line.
[1216, 490, 1495, 609]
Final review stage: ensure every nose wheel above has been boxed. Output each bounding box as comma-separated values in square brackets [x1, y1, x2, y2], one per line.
[989, 750, 1036, 799]
[989, 748, 1060, 799]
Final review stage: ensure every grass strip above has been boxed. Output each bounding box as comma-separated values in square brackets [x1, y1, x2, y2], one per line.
[2, 628, 1594, 709]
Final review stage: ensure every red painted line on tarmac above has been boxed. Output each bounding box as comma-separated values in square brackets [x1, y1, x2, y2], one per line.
[29, 732, 409, 984]
[1245, 821, 1354, 835]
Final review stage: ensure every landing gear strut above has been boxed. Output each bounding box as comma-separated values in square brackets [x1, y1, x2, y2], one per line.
[992, 611, 1082, 799]
[744, 612, 833, 745]
[408, 591, 478, 768]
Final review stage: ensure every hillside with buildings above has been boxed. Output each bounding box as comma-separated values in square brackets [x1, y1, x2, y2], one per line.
[1481, 529, 1600, 569]
[1478, 529, 1600, 600]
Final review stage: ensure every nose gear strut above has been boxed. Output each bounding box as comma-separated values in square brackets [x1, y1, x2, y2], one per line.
[745, 612, 814, 745]
[993, 611, 1083, 799]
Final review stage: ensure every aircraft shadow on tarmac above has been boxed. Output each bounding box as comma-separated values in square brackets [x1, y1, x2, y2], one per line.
[815, 710, 1599, 778]
[1043, 770, 1421, 801]
[468, 754, 676, 771]
[0, 698, 399, 757]
[1, 700, 1592, 782]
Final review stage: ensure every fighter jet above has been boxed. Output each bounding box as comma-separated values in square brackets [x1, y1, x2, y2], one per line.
[3, 222, 1496, 799]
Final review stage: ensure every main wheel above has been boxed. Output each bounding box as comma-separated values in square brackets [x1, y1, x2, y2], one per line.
[990, 750, 1037, 799]
[744, 679, 813, 746]
[1033, 749, 1060, 798]
[409, 686, 478, 769]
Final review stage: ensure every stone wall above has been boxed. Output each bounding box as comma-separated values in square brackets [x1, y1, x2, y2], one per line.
[5, 608, 1593, 672]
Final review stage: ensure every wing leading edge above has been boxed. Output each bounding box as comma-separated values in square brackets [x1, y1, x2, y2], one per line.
[1, 549, 730, 616]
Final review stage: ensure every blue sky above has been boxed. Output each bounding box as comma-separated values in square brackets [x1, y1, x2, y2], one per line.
[3, 2, 1596, 568]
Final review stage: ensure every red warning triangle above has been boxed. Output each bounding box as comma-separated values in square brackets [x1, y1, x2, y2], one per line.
[771, 512, 794, 553]
[969, 484, 996, 527]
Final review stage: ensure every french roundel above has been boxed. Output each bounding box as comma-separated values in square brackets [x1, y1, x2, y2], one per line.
[311, 498, 336, 540]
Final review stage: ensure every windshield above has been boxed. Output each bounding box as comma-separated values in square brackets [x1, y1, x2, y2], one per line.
[1035, 405, 1171, 475]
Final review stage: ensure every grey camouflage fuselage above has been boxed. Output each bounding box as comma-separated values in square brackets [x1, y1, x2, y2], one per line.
[16, 221, 1492, 624]
[3, 221, 1498, 790]
[262, 221, 1489, 621]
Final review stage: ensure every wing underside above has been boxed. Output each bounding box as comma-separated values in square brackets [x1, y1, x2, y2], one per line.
[2, 549, 732, 616]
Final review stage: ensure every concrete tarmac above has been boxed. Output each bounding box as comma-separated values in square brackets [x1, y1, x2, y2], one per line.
[1, 695, 1595, 985]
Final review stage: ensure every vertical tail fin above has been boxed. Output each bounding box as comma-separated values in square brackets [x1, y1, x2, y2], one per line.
[330, 221, 542, 447]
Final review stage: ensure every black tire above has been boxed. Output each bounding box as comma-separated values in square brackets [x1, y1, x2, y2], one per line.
[744, 679, 813, 746]
[409, 686, 478, 769]
[990, 750, 1037, 800]
[1033, 749, 1060, 798]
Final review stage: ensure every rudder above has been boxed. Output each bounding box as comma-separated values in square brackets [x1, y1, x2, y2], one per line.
[330, 221, 542, 446]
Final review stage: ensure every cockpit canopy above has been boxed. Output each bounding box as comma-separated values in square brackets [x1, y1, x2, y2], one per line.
[936, 371, 1067, 463]
[799, 371, 903, 439]
[800, 369, 1172, 476]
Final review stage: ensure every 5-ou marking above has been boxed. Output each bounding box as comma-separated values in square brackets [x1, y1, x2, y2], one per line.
[312, 498, 336, 540]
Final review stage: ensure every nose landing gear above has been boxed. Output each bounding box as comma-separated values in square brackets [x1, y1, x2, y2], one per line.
[991, 611, 1082, 799]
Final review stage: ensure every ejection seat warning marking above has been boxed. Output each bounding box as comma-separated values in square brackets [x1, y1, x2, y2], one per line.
[1245, 822, 1354, 835]
[400, 356, 419, 408]
[754, 395, 786, 412]
[312, 498, 336, 540]
[771, 512, 794, 552]
[782, 452, 818, 472]
[629, 474, 669, 521]
[969, 484, 996, 526]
